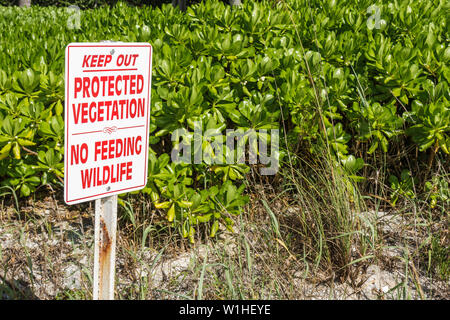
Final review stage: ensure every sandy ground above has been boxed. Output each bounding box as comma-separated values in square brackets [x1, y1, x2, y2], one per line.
[0, 196, 448, 300]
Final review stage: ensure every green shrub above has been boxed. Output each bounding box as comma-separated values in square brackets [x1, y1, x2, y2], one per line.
[0, 0, 448, 240]
[0, 0, 173, 8]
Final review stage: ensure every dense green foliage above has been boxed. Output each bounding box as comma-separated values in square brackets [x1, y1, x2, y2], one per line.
[0, 0, 174, 8]
[0, 0, 448, 241]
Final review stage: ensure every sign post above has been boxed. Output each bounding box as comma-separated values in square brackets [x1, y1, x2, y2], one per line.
[93, 195, 117, 300]
[64, 42, 152, 299]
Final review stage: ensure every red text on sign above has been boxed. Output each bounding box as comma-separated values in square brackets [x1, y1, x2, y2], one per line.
[74, 74, 144, 98]
[81, 161, 133, 189]
[82, 55, 113, 68]
[94, 136, 142, 161]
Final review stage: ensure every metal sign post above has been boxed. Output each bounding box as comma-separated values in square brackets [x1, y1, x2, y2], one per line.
[93, 195, 117, 300]
[93, 40, 118, 301]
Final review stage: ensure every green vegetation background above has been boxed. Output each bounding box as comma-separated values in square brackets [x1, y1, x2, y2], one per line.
[0, 0, 448, 278]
